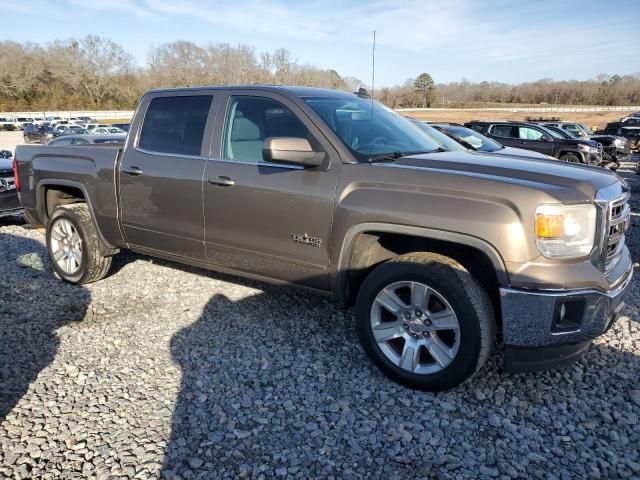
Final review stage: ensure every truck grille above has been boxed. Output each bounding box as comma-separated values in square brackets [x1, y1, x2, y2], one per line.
[603, 191, 630, 273]
[0, 191, 21, 212]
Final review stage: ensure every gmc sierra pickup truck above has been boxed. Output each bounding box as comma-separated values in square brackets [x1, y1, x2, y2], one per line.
[14, 86, 633, 391]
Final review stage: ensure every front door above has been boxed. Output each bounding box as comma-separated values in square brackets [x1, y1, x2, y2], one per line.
[202, 91, 340, 290]
[119, 92, 216, 260]
[514, 125, 555, 155]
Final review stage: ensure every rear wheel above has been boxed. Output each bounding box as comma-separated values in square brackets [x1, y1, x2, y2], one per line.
[559, 153, 582, 163]
[46, 204, 112, 284]
[355, 252, 495, 391]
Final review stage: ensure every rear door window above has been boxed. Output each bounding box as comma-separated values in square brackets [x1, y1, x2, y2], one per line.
[139, 95, 213, 156]
[490, 125, 516, 138]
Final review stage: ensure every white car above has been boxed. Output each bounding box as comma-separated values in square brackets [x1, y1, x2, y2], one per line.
[14, 117, 36, 129]
[0, 117, 15, 131]
[93, 127, 125, 135]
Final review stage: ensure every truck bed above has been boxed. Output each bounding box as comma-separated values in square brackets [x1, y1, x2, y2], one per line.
[15, 144, 123, 245]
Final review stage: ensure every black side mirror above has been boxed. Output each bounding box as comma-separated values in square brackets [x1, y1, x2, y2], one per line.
[0, 149, 12, 159]
[263, 137, 325, 168]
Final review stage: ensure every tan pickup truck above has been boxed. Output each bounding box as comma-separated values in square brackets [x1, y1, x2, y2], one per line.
[14, 86, 632, 391]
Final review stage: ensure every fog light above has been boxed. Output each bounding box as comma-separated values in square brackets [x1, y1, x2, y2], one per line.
[551, 299, 585, 333]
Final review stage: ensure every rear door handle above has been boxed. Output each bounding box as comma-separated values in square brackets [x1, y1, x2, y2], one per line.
[208, 176, 235, 187]
[123, 166, 144, 176]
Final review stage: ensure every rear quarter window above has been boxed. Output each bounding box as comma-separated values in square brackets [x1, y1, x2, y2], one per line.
[139, 95, 213, 156]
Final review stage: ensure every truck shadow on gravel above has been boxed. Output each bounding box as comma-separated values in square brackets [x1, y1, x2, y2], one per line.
[0, 232, 90, 421]
[160, 288, 640, 479]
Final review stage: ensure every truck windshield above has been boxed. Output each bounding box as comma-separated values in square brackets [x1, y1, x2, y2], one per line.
[303, 95, 442, 162]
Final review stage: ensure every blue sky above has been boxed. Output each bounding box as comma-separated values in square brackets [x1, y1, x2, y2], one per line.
[1, 0, 639, 87]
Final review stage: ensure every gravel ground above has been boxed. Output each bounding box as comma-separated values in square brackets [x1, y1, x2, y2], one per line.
[1, 132, 640, 479]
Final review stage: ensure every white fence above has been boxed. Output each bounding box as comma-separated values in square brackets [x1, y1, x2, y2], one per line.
[2, 105, 638, 120]
[397, 106, 640, 113]
[0, 110, 134, 120]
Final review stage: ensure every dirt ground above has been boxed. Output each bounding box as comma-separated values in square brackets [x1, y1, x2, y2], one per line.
[402, 110, 625, 131]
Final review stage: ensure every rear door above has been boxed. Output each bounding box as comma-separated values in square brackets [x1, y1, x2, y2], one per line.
[487, 124, 519, 147]
[118, 91, 217, 260]
[202, 90, 340, 290]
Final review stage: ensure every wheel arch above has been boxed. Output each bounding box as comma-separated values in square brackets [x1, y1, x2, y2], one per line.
[334, 223, 509, 310]
[37, 179, 117, 255]
[558, 150, 584, 162]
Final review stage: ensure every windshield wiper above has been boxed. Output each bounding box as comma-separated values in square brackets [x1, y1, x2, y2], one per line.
[367, 149, 445, 163]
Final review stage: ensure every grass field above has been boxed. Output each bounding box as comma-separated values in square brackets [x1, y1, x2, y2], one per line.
[402, 110, 624, 130]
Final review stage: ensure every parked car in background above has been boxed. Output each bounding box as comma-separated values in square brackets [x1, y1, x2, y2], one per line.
[597, 122, 640, 151]
[410, 121, 467, 151]
[430, 123, 555, 160]
[542, 125, 619, 171]
[111, 123, 131, 132]
[47, 134, 126, 146]
[0, 117, 16, 131]
[14, 85, 632, 391]
[466, 121, 603, 165]
[54, 125, 88, 135]
[534, 120, 630, 158]
[23, 124, 62, 144]
[0, 149, 21, 218]
[93, 127, 125, 135]
[77, 116, 94, 123]
[620, 116, 640, 127]
[13, 117, 36, 129]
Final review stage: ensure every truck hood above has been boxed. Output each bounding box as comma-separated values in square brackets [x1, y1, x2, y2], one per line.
[392, 150, 619, 203]
[489, 146, 552, 160]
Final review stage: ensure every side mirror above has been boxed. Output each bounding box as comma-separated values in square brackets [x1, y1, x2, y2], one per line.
[541, 135, 552, 142]
[0, 149, 12, 159]
[263, 137, 325, 168]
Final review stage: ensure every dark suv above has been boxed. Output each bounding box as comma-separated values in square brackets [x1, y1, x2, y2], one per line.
[466, 121, 602, 165]
[596, 122, 640, 151]
[535, 121, 630, 158]
[23, 124, 61, 144]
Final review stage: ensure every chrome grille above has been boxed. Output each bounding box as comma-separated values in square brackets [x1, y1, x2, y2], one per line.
[603, 191, 630, 272]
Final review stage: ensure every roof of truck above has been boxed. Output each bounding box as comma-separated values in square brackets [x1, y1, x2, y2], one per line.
[146, 85, 357, 98]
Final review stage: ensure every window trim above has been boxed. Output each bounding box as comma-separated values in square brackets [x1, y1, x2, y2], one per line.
[134, 92, 214, 157]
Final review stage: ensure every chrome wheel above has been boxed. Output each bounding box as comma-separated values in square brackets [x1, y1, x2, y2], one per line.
[49, 218, 83, 275]
[370, 281, 460, 375]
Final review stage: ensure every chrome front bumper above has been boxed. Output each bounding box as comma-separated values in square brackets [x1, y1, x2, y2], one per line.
[499, 260, 632, 372]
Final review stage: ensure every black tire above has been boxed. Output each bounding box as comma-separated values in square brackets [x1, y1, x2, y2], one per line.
[355, 252, 495, 391]
[559, 153, 582, 163]
[46, 203, 112, 284]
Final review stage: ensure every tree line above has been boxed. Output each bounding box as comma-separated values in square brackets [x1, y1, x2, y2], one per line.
[0, 36, 638, 111]
[0, 36, 362, 111]
[380, 73, 640, 108]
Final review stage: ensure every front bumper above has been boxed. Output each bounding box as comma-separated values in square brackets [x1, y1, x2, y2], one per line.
[0, 191, 23, 218]
[500, 261, 632, 373]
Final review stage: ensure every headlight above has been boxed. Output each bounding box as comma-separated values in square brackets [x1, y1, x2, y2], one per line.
[578, 144, 597, 154]
[614, 138, 626, 146]
[535, 204, 596, 258]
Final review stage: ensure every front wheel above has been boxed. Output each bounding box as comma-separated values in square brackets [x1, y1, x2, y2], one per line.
[355, 252, 495, 391]
[46, 204, 112, 284]
[559, 153, 582, 163]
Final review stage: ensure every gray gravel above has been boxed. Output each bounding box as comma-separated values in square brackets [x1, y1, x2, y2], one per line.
[1, 158, 639, 479]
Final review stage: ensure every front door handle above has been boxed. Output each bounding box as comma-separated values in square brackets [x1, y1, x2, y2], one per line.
[208, 176, 235, 187]
[123, 166, 144, 176]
